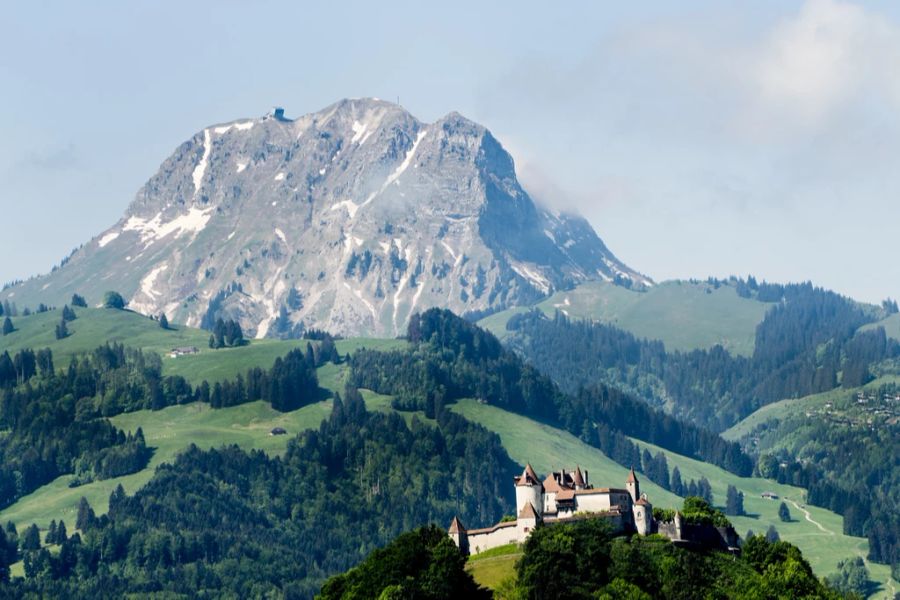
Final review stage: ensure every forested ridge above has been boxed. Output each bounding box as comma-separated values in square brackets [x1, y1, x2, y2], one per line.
[503, 282, 896, 431]
[500, 285, 900, 570]
[0, 340, 323, 510]
[749, 382, 900, 568]
[321, 516, 850, 599]
[4, 389, 516, 598]
[350, 308, 753, 478]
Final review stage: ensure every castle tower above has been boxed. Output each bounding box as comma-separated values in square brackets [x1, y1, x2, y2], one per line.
[515, 463, 543, 518]
[626, 467, 640, 503]
[448, 516, 469, 555]
[572, 466, 586, 490]
[633, 494, 653, 535]
[517, 501, 541, 537]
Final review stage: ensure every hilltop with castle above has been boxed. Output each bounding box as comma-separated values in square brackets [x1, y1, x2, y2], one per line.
[449, 464, 739, 555]
[449, 464, 652, 555]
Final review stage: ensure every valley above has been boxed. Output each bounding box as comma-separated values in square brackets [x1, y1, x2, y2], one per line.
[1, 305, 895, 595]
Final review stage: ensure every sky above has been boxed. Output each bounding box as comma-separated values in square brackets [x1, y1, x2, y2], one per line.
[0, 0, 897, 304]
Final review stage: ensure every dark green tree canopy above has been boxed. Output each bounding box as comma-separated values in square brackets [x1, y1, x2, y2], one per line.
[102, 291, 126, 310]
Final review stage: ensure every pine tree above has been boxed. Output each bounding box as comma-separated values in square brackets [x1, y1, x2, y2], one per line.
[21, 524, 40, 551]
[46, 521, 57, 546]
[76, 497, 96, 531]
[103, 291, 126, 310]
[671, 466, 684, 496]
[55, 521, 67, 545]
[0, 302, 3, 317]
[108, 484, 127, 516]
[765, 525, 780, 543]
[2, 317, 12, 336]
[697, 477, 713, 505]
[55, 318, 69, 340]
[725, 484, 745, 516]
[159, 313, 169, 330]
[61, 304, 76, 321]
[778, 501, 791, 522]
[70, 293, 87, 308]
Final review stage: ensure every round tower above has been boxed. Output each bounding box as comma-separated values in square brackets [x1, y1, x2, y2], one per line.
[515, 463, 543, 517]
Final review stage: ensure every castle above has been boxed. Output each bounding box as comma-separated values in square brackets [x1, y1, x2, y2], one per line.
[449, 464, 653, 555]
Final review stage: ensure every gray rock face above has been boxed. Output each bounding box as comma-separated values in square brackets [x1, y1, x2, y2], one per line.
[2, 99, 650, 337]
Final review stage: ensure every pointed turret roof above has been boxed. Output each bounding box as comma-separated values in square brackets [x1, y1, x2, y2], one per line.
[573, 466, 586, 488]
[515, 463, 541, 487]
[448, 516, 465, 533]
[626, 466, 638, 484]
[518, 501, 539, 520]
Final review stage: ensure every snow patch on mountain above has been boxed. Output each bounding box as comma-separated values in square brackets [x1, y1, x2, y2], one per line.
[98, 232, 119, 247]
[192, 129, 211, 194]
[123, 207, 214, 247]
[510, 261, 551, 295]
[214, 121, 254, 134]
[331, 199, 359, 219]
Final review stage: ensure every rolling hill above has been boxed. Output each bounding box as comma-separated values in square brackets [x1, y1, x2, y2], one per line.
[479, 279, 772, 356]
[1, 305, 896, 595]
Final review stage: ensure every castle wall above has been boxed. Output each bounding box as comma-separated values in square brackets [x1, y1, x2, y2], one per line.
[467, 523, 521, 554]
[657, 522, 740, 551]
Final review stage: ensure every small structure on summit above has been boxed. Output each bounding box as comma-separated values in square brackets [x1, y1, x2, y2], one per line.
[448, 465, 654, 555]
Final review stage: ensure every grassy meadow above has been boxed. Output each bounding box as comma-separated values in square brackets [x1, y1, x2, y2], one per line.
[479, 280, 770, 356]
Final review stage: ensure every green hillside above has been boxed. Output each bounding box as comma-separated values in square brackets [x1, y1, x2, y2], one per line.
[0, 399, 333, 529]
[1, 307, 895, 593]
[452, 399, 898, 598]
[861, 312, 900, 342]
[722, 375, 900, 443]
[0, 307, 209, 367]
[479, 280, 771, 356]
[0, 305, 405, 385]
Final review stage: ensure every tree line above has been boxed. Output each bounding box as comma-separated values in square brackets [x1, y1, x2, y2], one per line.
[504, 283, 897, 431]
[351, 308, 752, 477]
[5, 388, 518, 597]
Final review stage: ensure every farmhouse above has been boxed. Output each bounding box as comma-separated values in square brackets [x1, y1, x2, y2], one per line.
[168, 346, 199, 358]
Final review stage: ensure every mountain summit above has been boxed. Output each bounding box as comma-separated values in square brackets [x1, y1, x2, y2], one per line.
[2, 99, 649, 337]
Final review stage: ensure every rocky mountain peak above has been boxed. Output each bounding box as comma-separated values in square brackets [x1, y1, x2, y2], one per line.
[1, 100, 651, 337]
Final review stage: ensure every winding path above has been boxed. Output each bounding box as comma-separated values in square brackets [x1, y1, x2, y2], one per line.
[786, 499, 833, 535]
[787, 499, 898, 598]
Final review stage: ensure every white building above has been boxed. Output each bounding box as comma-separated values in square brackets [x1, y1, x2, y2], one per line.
[449, 464, 653, 555]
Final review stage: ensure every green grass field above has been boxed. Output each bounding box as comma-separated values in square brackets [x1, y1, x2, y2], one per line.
[0, 305, 407, 386]
[451, 399, 897, 598]
[861, 312, 900, 342]
[479, 280, 770, 356]
[0, 399, 333, 529]
[0, 307, 210, 367]
[466, 543, 522, 591]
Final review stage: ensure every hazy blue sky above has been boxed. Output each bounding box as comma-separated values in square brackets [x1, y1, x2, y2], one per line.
[1, 0, 898, 303]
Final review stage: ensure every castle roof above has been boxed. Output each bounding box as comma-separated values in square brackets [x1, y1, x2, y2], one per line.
[515, 463, 541, 487]
[573, 467, 585, 487]
[448, 516, 465, 533]
[626, 467, 638, 484]
[518, 501, 540, 520]
[635, 498, 651, 506]
[543, 472, 562, 493]
[556, 489, 575, 501]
